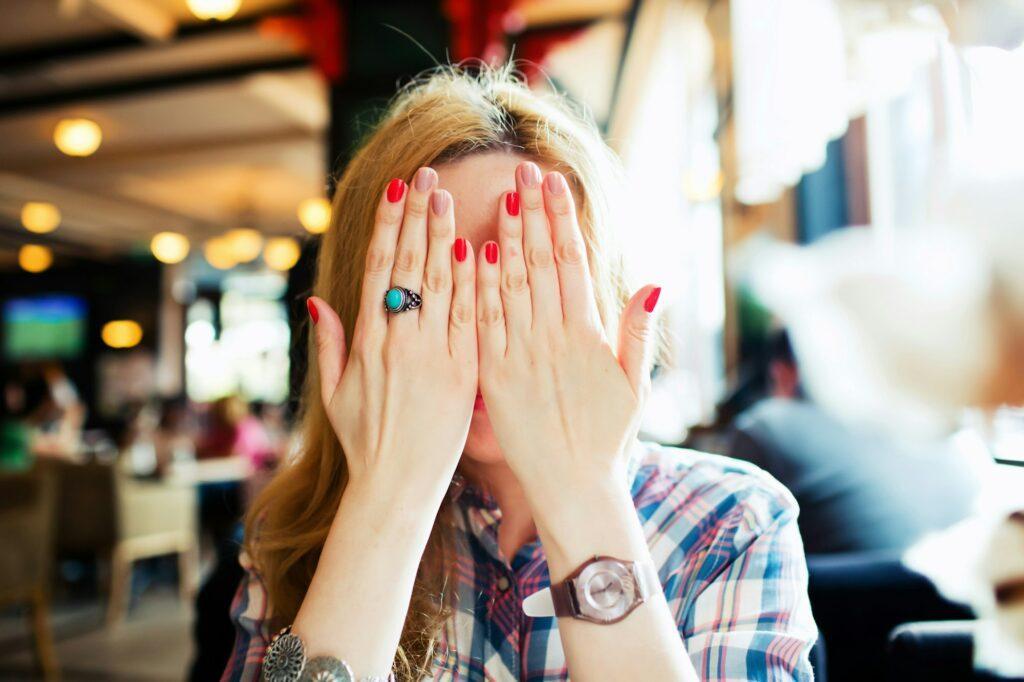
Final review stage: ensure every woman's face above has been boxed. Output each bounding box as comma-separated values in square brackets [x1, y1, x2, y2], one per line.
[435, 150, 558, 465]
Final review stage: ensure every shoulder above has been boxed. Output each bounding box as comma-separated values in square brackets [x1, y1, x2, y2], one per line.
[628, 439, 800, 555]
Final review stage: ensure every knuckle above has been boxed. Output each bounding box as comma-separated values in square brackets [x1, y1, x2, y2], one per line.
[521, 194, 544, 212]
[550, 197, 573, 217]
[626, 322, 650, 343]
[377, 203, 403, 226]
[404, 199, 428, 219]
[393, 247, 420, 274]
[424, 268, 450, 294]
[502, 270, 529, 295]
[365, 246, 392, 274]
[450, 302, 474, 326]
[557, 239, 584, 266]
[478, 305, 503, 327]
[527, 247, 554, 269]
[428, 220, 452, 240]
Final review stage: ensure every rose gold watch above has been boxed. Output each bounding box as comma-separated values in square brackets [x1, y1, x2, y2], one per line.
[522, 555, 659, 624]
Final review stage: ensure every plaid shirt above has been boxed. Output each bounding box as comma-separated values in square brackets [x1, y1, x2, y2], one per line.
[222, 440, 818, 681]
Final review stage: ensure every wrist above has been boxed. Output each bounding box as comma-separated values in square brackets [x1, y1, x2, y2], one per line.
[530, 475, 649, 582]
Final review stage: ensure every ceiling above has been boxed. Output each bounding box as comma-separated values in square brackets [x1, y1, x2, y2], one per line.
[0, 0, 325, 264]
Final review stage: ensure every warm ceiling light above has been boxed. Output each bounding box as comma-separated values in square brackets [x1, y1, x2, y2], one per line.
[53, 118, 102, 157]
[21, 202, 61, 234]
[186, 0, 241, 20]
[150, 231, 191, 264]
[225, 228, 264, 263]
[204, 236, 237, 270]
[263, 237, 301, 271]
[18, 244, 53, 273]
[101, 320, 143, 349]
[297, 198, 331, 234]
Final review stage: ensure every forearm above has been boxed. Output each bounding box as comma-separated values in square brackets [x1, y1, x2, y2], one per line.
[292, 472, 446, 677]
[530, 477, 698, 682]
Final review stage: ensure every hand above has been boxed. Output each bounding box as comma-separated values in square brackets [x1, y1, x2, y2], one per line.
[475, 160, 662, 511]
[309, 168, 478, 497]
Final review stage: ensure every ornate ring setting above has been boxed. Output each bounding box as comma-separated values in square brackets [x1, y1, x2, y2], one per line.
[383, 286, 421, 313]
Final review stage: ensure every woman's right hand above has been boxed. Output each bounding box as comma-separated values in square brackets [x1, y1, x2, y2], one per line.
[307, 167, 478, 496]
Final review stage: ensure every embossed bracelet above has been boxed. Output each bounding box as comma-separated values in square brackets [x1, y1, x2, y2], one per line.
[262, 625, 394, 682]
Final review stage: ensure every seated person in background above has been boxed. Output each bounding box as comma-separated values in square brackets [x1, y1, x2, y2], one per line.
[728, 331, 982, 554]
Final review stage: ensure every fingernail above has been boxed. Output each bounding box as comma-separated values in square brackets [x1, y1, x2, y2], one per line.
[506, 191, 520, 216]
[485, 242, 498, 264]
[306, 297, 319, 324]
[644, 287, 662, 313]
[544, 172, 565, 195]
[431, 189, 450, 216]
[519, 162, 541, 188]
[454, 237, 467, 262]
[414, 167, 436, 192]
[386, 178, 405, 203]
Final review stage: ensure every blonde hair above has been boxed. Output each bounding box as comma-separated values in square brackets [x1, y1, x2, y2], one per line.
[244, 63, 672, 679]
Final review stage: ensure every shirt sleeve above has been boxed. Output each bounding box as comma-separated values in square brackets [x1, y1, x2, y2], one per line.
[220, 551, 274, 682]
[673, 483, 819, 681]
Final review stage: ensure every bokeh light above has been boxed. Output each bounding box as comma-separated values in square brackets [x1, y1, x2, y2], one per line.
[297, 197, 331, 234]
[53, 118, 102, 157]
[20, 201, 61, 234]
[263, 237, 301, 271]
[18, 244, 53, 273]
[101, 320, 143, 349]
[150, 231, 191, 264]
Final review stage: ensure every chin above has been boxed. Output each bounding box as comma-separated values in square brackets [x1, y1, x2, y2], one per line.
[462, 414, 505, 464]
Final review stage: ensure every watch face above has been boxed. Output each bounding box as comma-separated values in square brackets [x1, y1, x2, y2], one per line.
[577, 559, 637, 622]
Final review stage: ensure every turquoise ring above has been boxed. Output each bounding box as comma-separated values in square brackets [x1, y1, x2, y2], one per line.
[383, 285, 421, 313]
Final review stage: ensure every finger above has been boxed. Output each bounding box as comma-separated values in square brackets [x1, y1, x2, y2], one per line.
[389, 166, 436, 332]
[351, 177, 407, 352]
[617, 285, 662, 397]
[516, 160, 562, 326]
[496, 190, 531, 344]
[449, 236, 477, 365]
[543, 171, 602, 333]
[308, 296, 347, 410]
[476, 240, 507, 366]
[421, 189, 455, 332]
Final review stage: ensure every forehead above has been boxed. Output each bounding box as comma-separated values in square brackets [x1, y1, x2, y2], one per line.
[435, 150, 548, 241]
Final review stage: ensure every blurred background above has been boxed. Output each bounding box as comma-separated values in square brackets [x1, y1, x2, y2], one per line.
[0, 1, 1022, 680]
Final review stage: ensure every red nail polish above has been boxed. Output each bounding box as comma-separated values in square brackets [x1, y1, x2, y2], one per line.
[644, 287, 662, 313]
[454, 237, 467, 262]
[307, 298, 319, 324]
[485, 242, 498, 264]
[386, 178, 405, 203]
[506, 191, 520, 217]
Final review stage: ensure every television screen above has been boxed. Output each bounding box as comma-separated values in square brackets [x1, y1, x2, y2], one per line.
[3, 295, 87, 360]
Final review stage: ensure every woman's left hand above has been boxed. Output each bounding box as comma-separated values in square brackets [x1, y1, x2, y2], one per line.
[475, 160, 662, 517]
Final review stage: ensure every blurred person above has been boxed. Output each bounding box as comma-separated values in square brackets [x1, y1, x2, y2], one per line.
[728, 331, 982, 554]
[0, 369, 50, 471]
[197, 395, 274, 472]
[223, 65, 817, 682]
[153, 395, 197, 476]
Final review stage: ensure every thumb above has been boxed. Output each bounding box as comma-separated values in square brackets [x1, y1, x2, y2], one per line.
[617, 285, 661, 397]
[307, 296, 347, 409]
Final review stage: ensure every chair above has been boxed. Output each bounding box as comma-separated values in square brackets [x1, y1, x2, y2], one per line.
[0, 466, 59, 680]
[42, 459, 200, 626]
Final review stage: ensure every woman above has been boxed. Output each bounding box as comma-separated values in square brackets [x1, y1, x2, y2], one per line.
[223, 65, 817, 681]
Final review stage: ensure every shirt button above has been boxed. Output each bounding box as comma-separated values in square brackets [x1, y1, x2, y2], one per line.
[496, 576, 511, 592]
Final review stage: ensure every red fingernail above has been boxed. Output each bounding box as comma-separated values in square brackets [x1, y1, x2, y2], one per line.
[307, 297, 319, 324]
[485, 242, 498, 264]
[386, 178, 405, 203]
[643, 287, 662, 313]
[454, 237, 467, 262]
[506, 191, 520, 217]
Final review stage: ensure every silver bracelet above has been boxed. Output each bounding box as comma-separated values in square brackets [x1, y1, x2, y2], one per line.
[262, 625, 393, 682]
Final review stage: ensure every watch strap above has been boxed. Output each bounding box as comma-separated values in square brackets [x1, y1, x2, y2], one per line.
[550, 578, 578, 617]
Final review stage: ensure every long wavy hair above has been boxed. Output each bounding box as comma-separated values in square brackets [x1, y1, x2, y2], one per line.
[244, 62, 672, 679]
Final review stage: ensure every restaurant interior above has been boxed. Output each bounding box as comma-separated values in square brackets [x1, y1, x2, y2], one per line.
[1, 0, 1023, 680]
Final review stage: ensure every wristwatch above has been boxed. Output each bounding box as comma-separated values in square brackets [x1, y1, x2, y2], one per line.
[522, 555, 659, 624]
